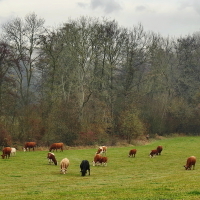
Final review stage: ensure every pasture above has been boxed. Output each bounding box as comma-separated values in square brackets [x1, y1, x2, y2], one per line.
[1, 136, 200, 199]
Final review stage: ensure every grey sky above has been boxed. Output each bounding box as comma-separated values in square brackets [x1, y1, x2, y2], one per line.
[0, 0, 200, 38]
[90, 0, 122, 13]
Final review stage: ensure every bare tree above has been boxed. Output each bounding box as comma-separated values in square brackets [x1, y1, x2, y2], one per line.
[2, 13, 45, 106]
[1, 13, 45, 141]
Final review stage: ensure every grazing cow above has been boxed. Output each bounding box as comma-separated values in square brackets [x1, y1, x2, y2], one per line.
[156, 145, 163, 155]
[80, 160, 90, 176]
[93, 154, 102, 166]
[93, 154, 108, 166]
[1, 147, 11, 159]
[11, 147, 16, 156]
[184, 156, 196, 170]
[60, 158, 70, 174]
[149, 149, 158, 158]
[99, 156, 108, 166]
[49, 143, 63, 152]
[47, 152, 57, 165]
[24, 142, 36, 151]
[129, 149, 137, 157]
[96, 146, 107, 155]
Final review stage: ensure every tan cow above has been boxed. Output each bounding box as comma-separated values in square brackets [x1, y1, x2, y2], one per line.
[60, 158, 70, 174]
[11, 147, 16, 156]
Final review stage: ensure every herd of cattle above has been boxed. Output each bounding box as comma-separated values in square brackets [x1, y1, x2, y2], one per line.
[1, 142, 197, 175]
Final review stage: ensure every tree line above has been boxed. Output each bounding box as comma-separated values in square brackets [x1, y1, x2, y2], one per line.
[0, 13, 200, 146]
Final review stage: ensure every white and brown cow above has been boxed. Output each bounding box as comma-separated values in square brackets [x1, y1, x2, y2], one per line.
[47, 152, 57, 165]
[96, 146, 107, 155]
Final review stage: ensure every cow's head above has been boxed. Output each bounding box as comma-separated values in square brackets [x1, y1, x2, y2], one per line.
[184, 165, 190, 170]
[54, 160, 58, 165]
[60, 169, 66, 174]
[1, 154, 5, 159]
[81, 169, 87, 176]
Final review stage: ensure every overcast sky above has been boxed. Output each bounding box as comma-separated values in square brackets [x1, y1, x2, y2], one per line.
[1, 0, 200, 38]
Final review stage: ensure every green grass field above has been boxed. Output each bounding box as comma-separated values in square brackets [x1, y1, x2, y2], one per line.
[1, 136, 200, 200]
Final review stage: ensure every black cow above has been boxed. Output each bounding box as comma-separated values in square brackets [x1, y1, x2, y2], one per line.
[80, 160, 90, 176]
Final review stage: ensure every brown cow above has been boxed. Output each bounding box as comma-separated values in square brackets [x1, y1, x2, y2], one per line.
[93, 154, 102, 166]
[47, 152, 57, 165]
[1, 147, 11, 159]
[96, 146, 107, 155]
[99, 156, 108, 166]
[156, 146, 163, 155]
[93, 154, 108, 166]
[49, 143, 64, 152]
[149, 149, 158, 158]
[129, 149, 137, 157]
[184, 156, 196, 170]
[24, 142, 36, 151]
